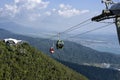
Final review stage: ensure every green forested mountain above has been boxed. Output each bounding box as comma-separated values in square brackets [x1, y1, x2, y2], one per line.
[0, 41, 88, 80]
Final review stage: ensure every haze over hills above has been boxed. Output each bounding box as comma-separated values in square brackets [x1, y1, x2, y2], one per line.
[70, 33, 120, 54]
[0, 20, 54, 38]
[0, 20, 120, 54]
[0, 19, 29, 33]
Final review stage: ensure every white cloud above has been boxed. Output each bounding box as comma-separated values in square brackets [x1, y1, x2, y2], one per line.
[81, 10, 90, 14]
[56, 4, 89, 18]
[0, 4, 19, 17]
[5, 4, 19, 13]
[28, 13, 41, 21]
[52, 8, 56, 12]
[19, 0, 49, 10]
[59, 4, 71, 10]
[45, 11, 51, 16]
[14, 0, 20, 3]
[0, 1, 89, 20]
[0, 0, 49, 18]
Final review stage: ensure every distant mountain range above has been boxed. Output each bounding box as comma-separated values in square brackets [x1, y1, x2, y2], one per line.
[0, 20, 55, 38]
[0, 21, 31, 33]
[0, 28, 120, 80]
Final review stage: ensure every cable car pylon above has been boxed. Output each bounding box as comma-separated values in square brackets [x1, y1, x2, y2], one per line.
[91, 0, 120, 44]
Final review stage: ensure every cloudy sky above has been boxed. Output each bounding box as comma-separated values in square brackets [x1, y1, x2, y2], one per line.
[0, 0, 103, 27]
[0, 0, 119, 35]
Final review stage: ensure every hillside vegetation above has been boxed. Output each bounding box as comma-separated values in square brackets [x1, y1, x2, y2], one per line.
[0, 41, 88, 80]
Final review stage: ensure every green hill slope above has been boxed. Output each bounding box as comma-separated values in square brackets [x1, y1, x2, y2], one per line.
[0, 41, 88, 80]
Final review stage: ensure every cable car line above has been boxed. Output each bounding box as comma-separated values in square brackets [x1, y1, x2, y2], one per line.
[37, 16, 114, 53]
[39, 18, 113, 52]
[56, 23, 113, 50]
[43, 18, 92, 43]
[61, 21, 92, 35]
[60, 18, 91, 35]
[38, 22, 114, 55]
[49, 18, 91, 38]
[67, 23, 114, 38]
[54, 18, 92, 49]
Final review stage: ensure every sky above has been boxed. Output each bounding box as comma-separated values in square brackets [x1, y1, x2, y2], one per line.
[0, 0, 120, 54]
[0, 0, 119, 36]
[0, 0, 103, 29]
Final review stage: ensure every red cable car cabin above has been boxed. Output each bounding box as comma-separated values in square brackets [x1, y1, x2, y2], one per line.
[49, 47, 55, 54]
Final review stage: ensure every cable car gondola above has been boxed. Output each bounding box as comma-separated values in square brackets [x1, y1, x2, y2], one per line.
[49, 47, 55, 54]
[56, 40, 64, 49]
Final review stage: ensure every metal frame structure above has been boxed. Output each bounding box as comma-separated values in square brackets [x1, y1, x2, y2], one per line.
[91, 0, 120, 44]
